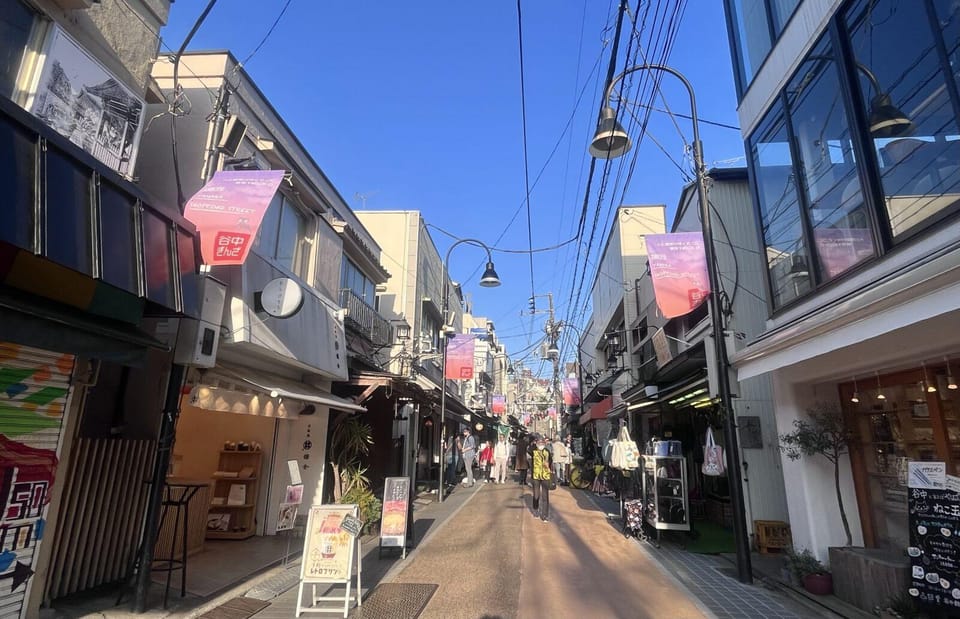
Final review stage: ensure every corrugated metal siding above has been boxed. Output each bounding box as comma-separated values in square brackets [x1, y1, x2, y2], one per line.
[0, 343, 75, 619]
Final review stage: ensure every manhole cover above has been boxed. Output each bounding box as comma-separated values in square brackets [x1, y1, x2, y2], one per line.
[350, 583, 438, 619]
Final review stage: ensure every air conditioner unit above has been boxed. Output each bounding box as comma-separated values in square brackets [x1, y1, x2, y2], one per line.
[174, 276, 227, 368]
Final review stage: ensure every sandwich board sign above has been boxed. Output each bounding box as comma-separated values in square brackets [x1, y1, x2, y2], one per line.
[378, 477, 411, 558]
[295, 504, 362, 618]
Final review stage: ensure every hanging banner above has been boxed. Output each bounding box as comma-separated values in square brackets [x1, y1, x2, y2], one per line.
[646, 232, 711, 319]
[547, 407, 557, 419]
[444, 334, 475, 380]
[183, 170, 285, 266]
[562, 378, 581, 406]
[491, 395, 506, 414]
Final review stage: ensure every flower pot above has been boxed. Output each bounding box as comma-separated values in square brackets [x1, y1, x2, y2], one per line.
[803, 573, 834, 596]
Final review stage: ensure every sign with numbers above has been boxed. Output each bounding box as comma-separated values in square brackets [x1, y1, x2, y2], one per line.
[184, 170, 285, 266]
[908, 475, 960, 612]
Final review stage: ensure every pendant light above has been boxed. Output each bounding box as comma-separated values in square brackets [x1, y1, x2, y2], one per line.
[850, 376, 860, 403]
[922, 361, 937, 393]
[947, 356, 958, 391]
[875, 371, 886, 400]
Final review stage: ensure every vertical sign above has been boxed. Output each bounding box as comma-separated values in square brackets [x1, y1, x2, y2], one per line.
[444, 335, 475, 379]
[491, 395, 506, 414]
[562, 378, 581, 406]
[908, 486, 960, 611]
[379, 477, 410, 550]
[645, 232, 710, 319]
[300, 504, 358, 582]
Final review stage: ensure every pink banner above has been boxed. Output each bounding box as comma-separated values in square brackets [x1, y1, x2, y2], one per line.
[444, 334, 475, 380]
[491, 395, 506, 414]
[646, 232, 711, 319]
[813, 228, 875, 279]
[547, 407, 557, 419]
[184, 170, 285, 266]
[562, 378, 581, 406]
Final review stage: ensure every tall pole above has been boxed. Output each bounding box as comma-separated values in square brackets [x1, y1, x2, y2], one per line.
[595, 64, 753, 584]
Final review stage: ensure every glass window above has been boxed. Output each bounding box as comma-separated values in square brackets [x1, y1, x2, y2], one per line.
[98, 182, 138, 293]
[178, 228, 199, 318]
[45, 146, 92, 274]
[844, 0, 960, 239]
[0, 0, 35, 99]
[142, 210, 174, 307]
[276, 200, 308, 275]
[0, 114, 35, 249]
[750, 100, 812, 308]
[785, 39, 876, 282]
[728, 0, 773, 87]
[769, 0, 800, 32]
[253, 192, 282, 256]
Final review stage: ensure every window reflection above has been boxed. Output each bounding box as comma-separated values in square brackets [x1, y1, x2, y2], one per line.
[785, 39, 875, 281]
[751, 100, 811, 308]
[142, 210, 174, 307]
[845, 0, 960, 238]
[45, 146, 92, 275]
[99, 182, 138, 293]
[0, 115, 35, 249]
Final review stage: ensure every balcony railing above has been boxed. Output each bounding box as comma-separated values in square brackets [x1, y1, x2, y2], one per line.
[340, 288, 392, 348]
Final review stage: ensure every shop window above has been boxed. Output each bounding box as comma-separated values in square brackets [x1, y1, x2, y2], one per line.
[785, 39, 876, 282]
[844, 0, 960, 239]
[142, 210, 175, 308]
[0, 114, 35, 249]
[0, 0, 36, 99]
[98, 181, 139, 293]
[749, 100, 812, 308]
[340, 258, 375, 306]
[178, 228, 199, 318]
[45, 145, 92, 275]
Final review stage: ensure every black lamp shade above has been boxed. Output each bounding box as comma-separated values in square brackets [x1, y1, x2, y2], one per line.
[589, 107, 632, 159]
[479, 262, 501, 287]
[869, 94, 912, 138]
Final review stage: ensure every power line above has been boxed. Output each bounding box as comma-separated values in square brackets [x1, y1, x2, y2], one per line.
[515, 0, 537, 306]
[240, 0, 295, 67]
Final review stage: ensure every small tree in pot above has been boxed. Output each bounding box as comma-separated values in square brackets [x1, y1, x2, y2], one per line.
[779, 402, 855, 546]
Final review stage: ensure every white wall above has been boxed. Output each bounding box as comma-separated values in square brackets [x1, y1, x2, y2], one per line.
[264, 410, 330, 533]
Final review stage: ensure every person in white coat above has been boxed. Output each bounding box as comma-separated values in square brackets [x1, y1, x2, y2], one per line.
[491, 433, 510, 483]
[552, 436, 571, 485]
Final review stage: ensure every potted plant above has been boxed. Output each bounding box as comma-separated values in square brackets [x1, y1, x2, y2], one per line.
[786, 547, 833, 595]
[328, 415, 381, 533]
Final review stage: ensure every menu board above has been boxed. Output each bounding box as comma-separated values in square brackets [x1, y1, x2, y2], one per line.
[379, 477, 410, 548]
[908, 486, 960, 611]
[300, 504, 358, 583]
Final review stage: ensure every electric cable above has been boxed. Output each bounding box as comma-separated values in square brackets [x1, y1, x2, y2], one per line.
[240, 0, 295, 67]
[516, 0, 537, 307]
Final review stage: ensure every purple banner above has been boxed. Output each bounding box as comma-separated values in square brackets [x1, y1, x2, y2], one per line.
[646, 232, 711, 319]
[491, 395, 506, 414]
[562, 378, 581, 406]
[813, 227, 875, 279]
[444, 334, 475, 380]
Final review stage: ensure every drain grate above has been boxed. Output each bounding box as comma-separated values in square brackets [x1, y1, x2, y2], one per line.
[350, 583, 438, 619]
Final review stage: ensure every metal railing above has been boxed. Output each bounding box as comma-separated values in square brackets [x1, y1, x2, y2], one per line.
[339, 288, 392, 347]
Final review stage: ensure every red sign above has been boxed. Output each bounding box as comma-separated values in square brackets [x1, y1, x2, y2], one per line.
[491, 395, 506, 414]
[562, 378, 581, 406]
[184, 170, 285, 266]
[444, 334, 475, 380]
[646, 232, 711, 319]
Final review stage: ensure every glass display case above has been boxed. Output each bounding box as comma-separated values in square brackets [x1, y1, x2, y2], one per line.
[641, 455, 690, 532]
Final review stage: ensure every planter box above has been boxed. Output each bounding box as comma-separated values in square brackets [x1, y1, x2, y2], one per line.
[829, 547, 909, 612]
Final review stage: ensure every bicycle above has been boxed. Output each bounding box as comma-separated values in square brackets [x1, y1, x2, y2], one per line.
[568, 459, 599, 490]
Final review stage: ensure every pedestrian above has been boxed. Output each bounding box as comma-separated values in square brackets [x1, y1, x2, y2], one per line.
[444, 435, 457, 487]
[479, 440, 493, 482]
[529, 435, 554, 522]
[553, 435, 571, 485]
[515, 433, 529, 486]
[459, 428, 477, 486]
[492, 433, 510, 484]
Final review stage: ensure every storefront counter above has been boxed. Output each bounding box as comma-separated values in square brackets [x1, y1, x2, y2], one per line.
[154, 477, 212, 557]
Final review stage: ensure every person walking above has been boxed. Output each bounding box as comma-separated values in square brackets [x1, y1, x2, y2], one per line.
[492, 433, 510, 484]
[515, 433, 529, 486]
[530, 435, 554, 522]
[444, 435, 457, 488]
[459, 428, 477, 486]
[479, 440, 493, 483]
[553, 436, 571, 485]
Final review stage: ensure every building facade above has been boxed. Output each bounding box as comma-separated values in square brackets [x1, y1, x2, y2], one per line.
[724, 0, 960, 577]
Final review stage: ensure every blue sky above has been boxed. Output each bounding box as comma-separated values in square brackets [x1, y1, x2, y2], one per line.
[161, 1, 745, 370]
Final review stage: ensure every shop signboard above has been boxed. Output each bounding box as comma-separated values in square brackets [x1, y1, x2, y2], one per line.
[300, 504, 358, 583]
[907, 465, 960, 612]
[379, 477, 411, 556]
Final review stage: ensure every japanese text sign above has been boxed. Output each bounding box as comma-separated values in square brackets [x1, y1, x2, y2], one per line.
[300, 504, 358, 583]
[645, 232, 710, 319]
[444, 334, 475, 380]
[908, 480, 960, 611]
[379, 477, 410, 548]
[562, 378, 581, 406]
[491, 395, 506, 414]
[184, 170, 285, 266]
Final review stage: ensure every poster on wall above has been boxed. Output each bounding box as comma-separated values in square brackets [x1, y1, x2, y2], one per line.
[907, 480, 960, 612]
[276, 503, 298, 531]
[300, 504, 358, 583]
[29, 27, 144, 175]
[645, 232, 710, 319]
[379, 477, 410, 551]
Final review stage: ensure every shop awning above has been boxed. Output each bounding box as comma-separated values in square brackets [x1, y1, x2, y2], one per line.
[211, 366, 366, 413]
[579, 396, 612, 425]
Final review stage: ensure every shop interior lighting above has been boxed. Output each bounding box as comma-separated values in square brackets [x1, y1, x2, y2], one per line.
[922, 361, 937, 393]
[851, 376, 860, 403]
[947, 356, 958, 390]
[667, 387, 708, 406]
[876, 371, 886, 400]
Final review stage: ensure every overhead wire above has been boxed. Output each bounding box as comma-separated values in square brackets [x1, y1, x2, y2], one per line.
[515, 0, 538, 309]
[239, 0, 295, 68]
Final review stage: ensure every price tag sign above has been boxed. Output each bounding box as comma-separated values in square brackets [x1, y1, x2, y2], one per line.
[339, 514, 363, 537]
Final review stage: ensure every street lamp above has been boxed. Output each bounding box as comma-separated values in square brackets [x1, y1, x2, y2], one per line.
[589, 63, 752, 584]
[438, 238, 500, 503]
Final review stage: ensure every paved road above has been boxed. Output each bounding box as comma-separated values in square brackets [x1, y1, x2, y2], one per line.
[392, 481, 708, 619]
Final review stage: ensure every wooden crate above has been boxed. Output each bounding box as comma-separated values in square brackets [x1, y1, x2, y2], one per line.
[755, 520, 791, 554]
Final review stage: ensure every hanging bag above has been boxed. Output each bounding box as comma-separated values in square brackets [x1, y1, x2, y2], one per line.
[610, 439, 626, 469]
[701, 427, 726, 477]
[618, 426, 641, 470]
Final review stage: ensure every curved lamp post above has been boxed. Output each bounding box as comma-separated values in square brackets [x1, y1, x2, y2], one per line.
[589, 63, 752, 584]
[438, 239, 500, 503]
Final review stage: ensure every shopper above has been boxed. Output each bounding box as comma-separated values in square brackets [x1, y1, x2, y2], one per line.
[492, 433, 510, 483]
[444, 435, 457, 487]
[530, 436, 554, 522]
[459, 428, 477, 486]
[515, 433, 530, 486]
[479, 440, 493, 482]
[553, 435, 571, 485]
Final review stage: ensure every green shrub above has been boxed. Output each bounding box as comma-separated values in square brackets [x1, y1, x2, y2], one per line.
[785, 547, 827, 580]
[339, 485, 382, 535]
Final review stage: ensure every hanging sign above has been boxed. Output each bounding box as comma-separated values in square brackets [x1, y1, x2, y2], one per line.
[491, 395, 506, 414]
[645, 232, 710, 319]
[908, 477, 960, 612]
[379, 477, 410, 552]
[184, 170, 285, 266]
[339, 514, 363, 538]
[444, 335, 475, 379]
[562, 378, 581, 406]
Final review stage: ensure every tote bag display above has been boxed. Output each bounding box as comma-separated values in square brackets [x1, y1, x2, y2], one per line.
[618, 426, 641, 470]
[701, 427, 726, 476]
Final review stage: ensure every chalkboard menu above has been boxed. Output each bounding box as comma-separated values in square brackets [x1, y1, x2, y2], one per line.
[908, 486, 960, 612]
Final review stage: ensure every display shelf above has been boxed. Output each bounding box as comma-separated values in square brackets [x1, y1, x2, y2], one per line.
[206, 448, 262, 541]
[641, 454, 689, 532]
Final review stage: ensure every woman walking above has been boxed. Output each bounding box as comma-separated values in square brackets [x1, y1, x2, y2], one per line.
[515, 433, 529, 486]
